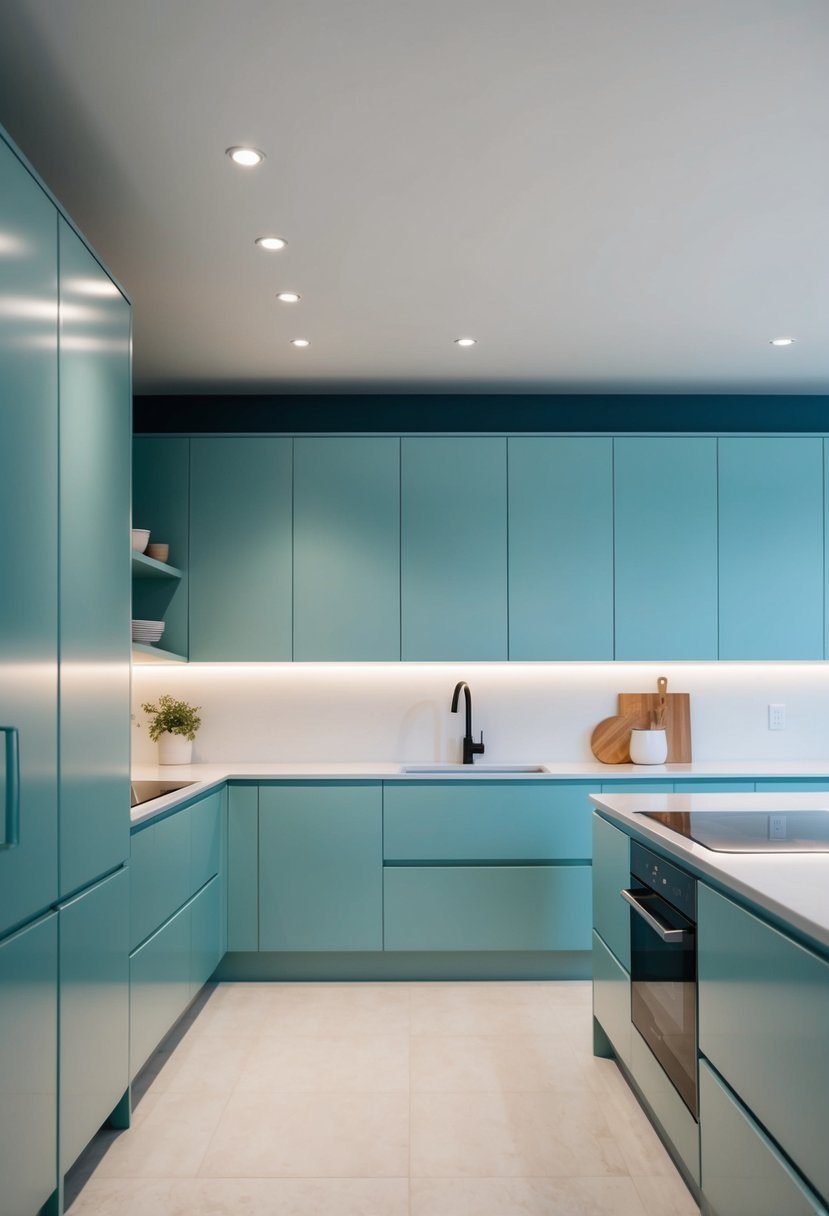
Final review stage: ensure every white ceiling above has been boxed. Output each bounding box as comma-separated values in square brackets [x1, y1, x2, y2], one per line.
[1, 0, 828, 395]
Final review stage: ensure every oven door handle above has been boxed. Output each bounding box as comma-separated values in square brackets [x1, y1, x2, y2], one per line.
[621, 888, 692, 943]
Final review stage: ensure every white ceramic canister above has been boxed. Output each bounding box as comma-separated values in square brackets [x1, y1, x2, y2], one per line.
[629, 728, 668, 765]
[158, 732, 193, 765]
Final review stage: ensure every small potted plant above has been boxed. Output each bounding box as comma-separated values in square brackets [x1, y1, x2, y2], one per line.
[141, 694, 202, 765]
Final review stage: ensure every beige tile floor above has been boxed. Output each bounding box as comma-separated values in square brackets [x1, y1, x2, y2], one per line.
[65, 981, 700, 1216]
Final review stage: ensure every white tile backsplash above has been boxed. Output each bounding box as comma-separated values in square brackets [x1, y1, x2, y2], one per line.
[132, 662, 829, 767]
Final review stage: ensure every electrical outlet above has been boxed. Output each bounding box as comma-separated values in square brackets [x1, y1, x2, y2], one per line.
[768, 703, 786, 731]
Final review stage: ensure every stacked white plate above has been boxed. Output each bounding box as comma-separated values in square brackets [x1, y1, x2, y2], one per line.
[132, 619, 165, 645]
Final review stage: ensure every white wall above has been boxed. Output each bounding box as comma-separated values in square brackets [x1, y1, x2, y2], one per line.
[131, 662, 829, 766]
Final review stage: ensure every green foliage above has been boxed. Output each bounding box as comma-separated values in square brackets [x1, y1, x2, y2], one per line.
[141, 694, 202, 742]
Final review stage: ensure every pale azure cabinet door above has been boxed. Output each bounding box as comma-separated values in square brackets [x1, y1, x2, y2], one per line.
[719, 436, 823, 659]
[401, 437, 507, 660]
[614, 436, 718, 659]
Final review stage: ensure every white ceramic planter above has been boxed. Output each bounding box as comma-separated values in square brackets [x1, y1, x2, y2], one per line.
[158, 732, 193, 765]
[629, 728, 668, 765]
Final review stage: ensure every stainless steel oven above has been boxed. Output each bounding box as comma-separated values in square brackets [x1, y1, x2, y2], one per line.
[623, 841, 698, 1118]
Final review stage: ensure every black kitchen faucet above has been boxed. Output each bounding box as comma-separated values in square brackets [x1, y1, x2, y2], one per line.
[451, 681, 485, 765]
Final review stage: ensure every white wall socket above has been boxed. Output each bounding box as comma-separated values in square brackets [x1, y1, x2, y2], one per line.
[768, 703, 786, 731]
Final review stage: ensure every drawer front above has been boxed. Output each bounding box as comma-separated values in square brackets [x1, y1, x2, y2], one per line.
[592, 930, 631, 1068]
[630, 1028, 700, 1184]
[698, 884, 829, 1202]
[190, 875, 222, 997]
[129, 901, 191, 1079]
[383, 781, 596, 861]
[189, 788, 224, 894]
[383, 865, 592, 951]
[130, 809, 190, 950]
[700, 1062, 826, 1216]
[591, 813, 630, 970]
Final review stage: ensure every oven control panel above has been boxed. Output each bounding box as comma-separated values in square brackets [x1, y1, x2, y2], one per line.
[630, 841, 696, 920]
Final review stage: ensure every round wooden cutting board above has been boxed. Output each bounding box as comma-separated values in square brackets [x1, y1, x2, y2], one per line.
[590, 715, 634, 764]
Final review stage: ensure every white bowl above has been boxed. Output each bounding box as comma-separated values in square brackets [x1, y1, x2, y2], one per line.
[132, 528, 150, 552]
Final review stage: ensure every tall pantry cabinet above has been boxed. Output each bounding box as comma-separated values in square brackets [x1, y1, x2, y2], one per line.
[0, 126, 131, 1215]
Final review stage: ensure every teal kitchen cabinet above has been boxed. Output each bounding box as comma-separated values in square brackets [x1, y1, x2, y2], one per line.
[700, 1061, 825, 1216]
[508, 437, 613, 659]
[133, 436, 190, 659]
[0, 913, 58, 1216]
[384, 864, 591, 951]
[630, 1027, 700, 1183]
[189, 437, 292, 660]
[130, 808, 190, 951]
[719, 437, 824, 659]
[0, 133, 58, 933]
[384, 781, 596, 861]
[294, 437, 400, 660]
[58, 217, 131, 896]
[59, 868, 129, 1174]
[401, 437, 507, 660]
[259, 783, 383, 951]
[227, 784, 259, 951]
[190, 874, 223, 997]
[698, 883, 829, 1203]
[614, 437, 718, 660]
[591, 812, 630, 969]
[592, 931, 631, 1068]
[129, 900, 192, 1079]
[383, 781, 594, 953]
[190, 787, 224, 895]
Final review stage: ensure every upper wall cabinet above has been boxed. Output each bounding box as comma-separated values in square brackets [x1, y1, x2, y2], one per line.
[508, 437, 613, 659]
[294, 437, 400, 661]
[133, 436, 190, 659]
[719, 438, 823, 659]
[401, 437, 508, 660]
[59, 218, 131, 894]
[189, 438, 292, 660]
[0, 135, 59, 934]
[614, 437, 718, 660]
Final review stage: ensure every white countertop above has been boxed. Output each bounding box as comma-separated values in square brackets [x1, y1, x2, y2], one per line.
[590, 790, 829, 955]
[130, 756, 829, 824]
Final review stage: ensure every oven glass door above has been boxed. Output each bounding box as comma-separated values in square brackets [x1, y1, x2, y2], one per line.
[628, 885, 697, 1118]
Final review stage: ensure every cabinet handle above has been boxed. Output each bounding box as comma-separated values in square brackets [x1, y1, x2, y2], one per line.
[0, 727, 20, 850]
[621, 887, 691, 943]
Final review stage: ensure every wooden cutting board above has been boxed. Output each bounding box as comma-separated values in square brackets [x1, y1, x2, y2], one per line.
[590, 715, 636, 764]
[618, 689, 692, 762]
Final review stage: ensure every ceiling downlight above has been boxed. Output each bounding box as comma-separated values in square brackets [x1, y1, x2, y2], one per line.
[291, 338, 310, 347]
[770, 337, 796, 347]
[277, 292, 301, 303]
[226, 146, 265, 167]
[255, 236, 287, 251]
[454, 337, 477, 347]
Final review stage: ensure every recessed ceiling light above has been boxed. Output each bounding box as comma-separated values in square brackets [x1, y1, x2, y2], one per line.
[454, 337, 477, 347]
[255, 236, 287, 251]
[291, 338, 310, 347]
[770, 336, 796, 346]
[277, 292, 301, 303]
[226, 146, 265, 167]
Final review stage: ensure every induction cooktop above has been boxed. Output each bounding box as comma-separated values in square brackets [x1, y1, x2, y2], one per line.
[640, 810, 829, 852]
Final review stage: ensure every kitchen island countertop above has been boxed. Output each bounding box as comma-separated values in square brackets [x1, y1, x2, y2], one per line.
[591, 789, 829, 956]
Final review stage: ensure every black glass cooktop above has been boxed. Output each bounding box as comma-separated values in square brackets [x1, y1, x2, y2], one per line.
[641, 810, 829, 852]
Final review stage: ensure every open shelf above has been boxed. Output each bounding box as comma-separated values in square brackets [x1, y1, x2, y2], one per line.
[131, 551, 183, 580]
[131, 642, 187, 664]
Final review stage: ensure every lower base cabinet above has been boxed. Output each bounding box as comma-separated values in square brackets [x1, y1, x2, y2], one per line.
[384, 865, 591, 951]
[190, 875, 222, 997]
[591, 930, 631, 1067]
[258, 783, 383, 952]
[129, 900, 191, 1079]
[59, 868, 129, 1173]
[0, 913, 57, 1216]
[700, 1061, 826, 1216]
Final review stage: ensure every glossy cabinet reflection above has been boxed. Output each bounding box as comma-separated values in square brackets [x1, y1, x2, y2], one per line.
[58, 217, 132, 895]
[0, 134, 59, 933]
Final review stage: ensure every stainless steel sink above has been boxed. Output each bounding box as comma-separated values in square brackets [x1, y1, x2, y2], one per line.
[130, 779, 196, 807]
[399, 764, 548, 775]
